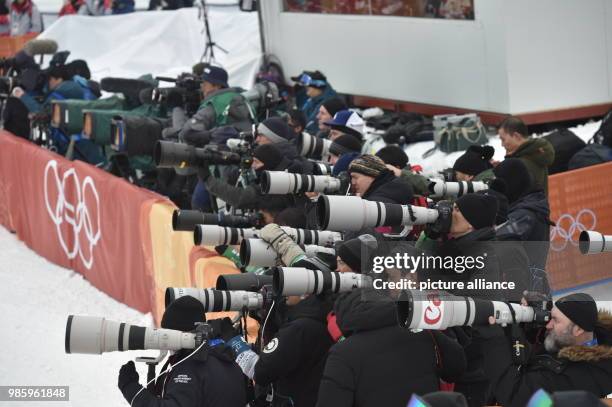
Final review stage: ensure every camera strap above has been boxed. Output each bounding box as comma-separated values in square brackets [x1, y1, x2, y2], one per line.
[506, 302, 530, 366]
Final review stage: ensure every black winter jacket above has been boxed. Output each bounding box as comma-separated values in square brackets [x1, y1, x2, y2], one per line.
[506, 190, 551, 270]
[121, 345, 246, 407]
[254, 295, 334, 407]
[316, 289, 466, 407]
[362, 170, 414, 205]
[493, 310, 612, 407]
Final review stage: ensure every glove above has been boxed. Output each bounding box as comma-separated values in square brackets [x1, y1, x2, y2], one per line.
[260, 223, 305, 266]
[118, 361, 139, 391]
[226, 335, 259, 379]
[209, 317, 239, 342]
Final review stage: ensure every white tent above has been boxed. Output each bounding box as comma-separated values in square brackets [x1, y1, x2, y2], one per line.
[39, 6, 261, 90]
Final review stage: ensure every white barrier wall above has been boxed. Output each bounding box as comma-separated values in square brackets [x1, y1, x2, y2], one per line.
[261, 0, 612, 115]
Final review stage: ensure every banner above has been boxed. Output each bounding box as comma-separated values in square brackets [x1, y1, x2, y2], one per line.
[0, 33, 37, 58]
[0, 131, 165, 314]
[547, 161, 612, 292]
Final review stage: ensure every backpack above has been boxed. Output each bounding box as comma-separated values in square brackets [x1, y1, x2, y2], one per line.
[424, 113, 488, 157]
[542, 128, 585, 174]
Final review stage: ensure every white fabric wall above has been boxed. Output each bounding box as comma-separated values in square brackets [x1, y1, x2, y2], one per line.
[39, 6, 261, 90]
[261, 0, 612, 115]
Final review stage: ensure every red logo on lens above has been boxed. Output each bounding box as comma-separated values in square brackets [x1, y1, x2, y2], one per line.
[424, 294, 442, 325]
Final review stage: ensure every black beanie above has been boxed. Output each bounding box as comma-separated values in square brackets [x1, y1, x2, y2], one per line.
[455, 193, 498, 229]
[493, 158, 533, 203]
[258, 117, 295, 143]
[322, 97, 347, 118]
[336, 234, 378, 273]
[453, 145, 495, 176]
[555, 293, 598, 332]
[161, 295, 206, 332]
[329, 134, 363, 156]
[253, 144, 289, 170]
[376, 145, 409, 169]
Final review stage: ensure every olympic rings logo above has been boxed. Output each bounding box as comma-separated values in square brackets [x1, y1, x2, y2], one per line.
[44, 160, 101, 269]
[549, 209, 596, 252]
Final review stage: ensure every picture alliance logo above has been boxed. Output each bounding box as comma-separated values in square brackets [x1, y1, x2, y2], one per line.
[44, 160, 101, 269]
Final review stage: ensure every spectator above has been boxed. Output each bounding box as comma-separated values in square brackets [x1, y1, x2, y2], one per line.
[78, 0, 110, 15]
[498, 116, 554, 195]
[111, 0, 134, 14]
[0, 0, 10, 36]
[9, 0, 42, 36]
[59, 0, 83, 16]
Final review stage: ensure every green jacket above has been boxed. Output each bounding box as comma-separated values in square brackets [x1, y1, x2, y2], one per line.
[473, 168, 495, 183]
[507, 138, 555, 195]
[399, 168, 430, 196]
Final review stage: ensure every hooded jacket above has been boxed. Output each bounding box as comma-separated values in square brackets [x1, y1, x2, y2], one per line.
[120, 344, 247, 407]
[254, 295, 334, 407]
[493, 310, 612, 407]
[506, 138, 555, 195]
[316, 289, 466, 407]
[505, 190, 551, 271]
[362, 170, 414, 205]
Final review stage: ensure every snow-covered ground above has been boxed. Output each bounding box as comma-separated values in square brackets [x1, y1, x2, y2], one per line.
[1, 218, 610, 407]
[0, 226, 158, 407]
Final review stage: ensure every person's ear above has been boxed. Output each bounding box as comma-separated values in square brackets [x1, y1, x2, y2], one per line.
[572, 324, 585, 337]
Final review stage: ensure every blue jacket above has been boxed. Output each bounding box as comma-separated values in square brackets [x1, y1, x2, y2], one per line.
[21, 80, 85, 113]
[302, 85, 337, 134]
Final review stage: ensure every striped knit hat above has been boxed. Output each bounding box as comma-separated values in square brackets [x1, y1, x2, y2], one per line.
[348, 154, 388, 178]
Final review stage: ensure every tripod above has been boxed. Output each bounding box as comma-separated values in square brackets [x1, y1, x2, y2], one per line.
[199, 0, 228, 64]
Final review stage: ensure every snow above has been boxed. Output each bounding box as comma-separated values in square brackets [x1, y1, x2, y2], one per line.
[0, 225, 158, 407]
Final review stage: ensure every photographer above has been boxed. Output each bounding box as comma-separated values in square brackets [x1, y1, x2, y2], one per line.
[315, 97, 347, 139]
[379, 147, 430, 196]
[172, 66, 251, 146]
[199, 143, 307, 211]
[492, 293, 612, 407]
[226, 290, 334, 407]
[117, 296, 246, 407]
[317, 286, 466, 407]
[15, 65, 85, 114]
[452, 145, 496, 183]
[255, 116, 300, 159]
[418, 193, 512, 406]
[323, 110, 365, 142]
[328, 134, 362, 165]
[348, 155, 414, 205]
[493, 158, 552, 274]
